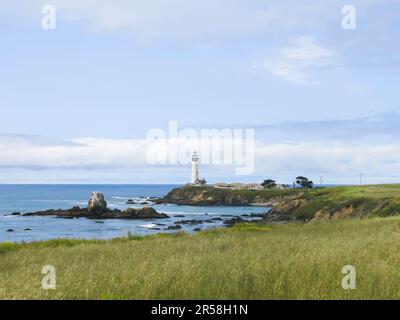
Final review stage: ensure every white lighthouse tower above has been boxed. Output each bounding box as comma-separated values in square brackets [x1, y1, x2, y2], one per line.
[191, 151, 199, 184]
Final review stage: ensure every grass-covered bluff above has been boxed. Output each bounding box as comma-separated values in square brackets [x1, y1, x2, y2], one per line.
[160, 184, 400, 220]
[3, 184, 400, 299]
[2, 216, 400, 299]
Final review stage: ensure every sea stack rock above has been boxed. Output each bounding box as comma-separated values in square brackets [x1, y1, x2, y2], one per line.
[87, 192, 107, 214]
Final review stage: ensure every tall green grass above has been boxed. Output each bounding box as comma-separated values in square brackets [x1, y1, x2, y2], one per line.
[2, 217, 400, 299]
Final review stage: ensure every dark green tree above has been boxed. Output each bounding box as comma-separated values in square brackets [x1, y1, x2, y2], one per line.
[295, 176, 314, 189]
[261, 179, 277, 189]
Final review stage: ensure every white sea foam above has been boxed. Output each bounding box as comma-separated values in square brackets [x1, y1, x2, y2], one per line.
[164, 211, 219, 216]
[139, 224, 158, 229]
[111, 196, 132, 200]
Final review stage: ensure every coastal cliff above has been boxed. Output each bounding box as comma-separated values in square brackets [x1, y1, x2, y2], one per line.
[158, 184, 400, 221]
[157, 185, 295, 206]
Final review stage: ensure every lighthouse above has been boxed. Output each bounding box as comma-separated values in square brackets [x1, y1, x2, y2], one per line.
[191, 151, 199, 184]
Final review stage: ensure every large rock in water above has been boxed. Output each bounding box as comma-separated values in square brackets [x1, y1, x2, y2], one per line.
[21, 206, 170, 220]
[21, 193, 170, 220]
[118, 206, 169, 219]
[87, 192, 107, 214]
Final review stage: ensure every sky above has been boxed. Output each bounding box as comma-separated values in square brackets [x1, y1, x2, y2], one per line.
[0, 0, 399, 184]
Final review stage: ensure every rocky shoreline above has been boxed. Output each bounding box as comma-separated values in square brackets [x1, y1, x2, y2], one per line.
[153, 186, 314, 224]
[18, 192, 169, 220]
[7, 184, 400, 237]
[9, 191, 298, 236]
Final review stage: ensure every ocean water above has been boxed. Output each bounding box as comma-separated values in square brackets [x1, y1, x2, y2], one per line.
[0, 185, 269, 243]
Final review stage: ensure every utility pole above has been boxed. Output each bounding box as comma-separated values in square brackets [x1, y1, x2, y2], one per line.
[360, 173, 363, 186]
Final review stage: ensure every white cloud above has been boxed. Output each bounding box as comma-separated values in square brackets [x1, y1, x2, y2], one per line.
[255, 142, 400, 177]
[281, 36, 333, 61]
[253, 36, 340, 85]
[0, 136, 149, 168]
[0, 135, 399, 183]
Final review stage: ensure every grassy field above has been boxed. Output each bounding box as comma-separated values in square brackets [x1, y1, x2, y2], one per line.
[2, 215, 400, 299]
